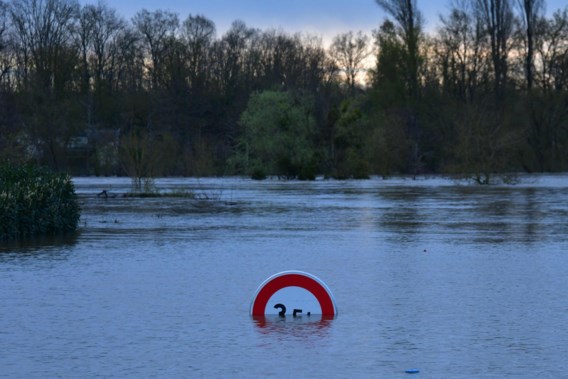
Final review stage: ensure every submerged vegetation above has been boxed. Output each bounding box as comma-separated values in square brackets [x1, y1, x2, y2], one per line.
[0, 165, 81, 240]
[121, 189, 209, 198]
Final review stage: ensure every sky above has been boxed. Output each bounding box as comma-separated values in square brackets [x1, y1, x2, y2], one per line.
[82, 0, 568, 45]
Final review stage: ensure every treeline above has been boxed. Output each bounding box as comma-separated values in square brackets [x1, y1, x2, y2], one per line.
[0, 0, 567, 182]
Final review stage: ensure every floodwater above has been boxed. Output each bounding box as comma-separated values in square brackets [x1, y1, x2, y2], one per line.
[1, 175, 568, 378]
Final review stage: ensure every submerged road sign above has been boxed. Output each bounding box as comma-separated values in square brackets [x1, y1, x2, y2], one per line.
[250, 271, 337, 317]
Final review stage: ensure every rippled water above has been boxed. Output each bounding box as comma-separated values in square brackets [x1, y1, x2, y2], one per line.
[1, 175, 568, 378]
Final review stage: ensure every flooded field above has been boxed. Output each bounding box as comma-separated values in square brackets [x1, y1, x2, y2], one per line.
[1, 175, 567, 378]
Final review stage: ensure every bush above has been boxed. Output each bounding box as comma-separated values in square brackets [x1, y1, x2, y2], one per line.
[0, 165, 81, 240]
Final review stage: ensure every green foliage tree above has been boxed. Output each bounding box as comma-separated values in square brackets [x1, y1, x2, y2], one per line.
[330, 99, 371, 179]
[369, 20, 423, 176]
[372, 20, 409, 107]
[231, 90, 318, 180]
[375, 0, 423, 99]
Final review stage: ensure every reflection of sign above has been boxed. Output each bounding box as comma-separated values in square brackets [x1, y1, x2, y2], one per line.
[250, 271, 337, 317]
[253, 315, 334, 338]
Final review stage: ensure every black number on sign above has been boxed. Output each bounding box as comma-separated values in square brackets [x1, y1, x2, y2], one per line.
[274, 303, 286, 317]
[273, 304, 305, 317]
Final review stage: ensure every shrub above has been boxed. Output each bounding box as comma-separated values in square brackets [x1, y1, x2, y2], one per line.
[0, 165, 81, 240]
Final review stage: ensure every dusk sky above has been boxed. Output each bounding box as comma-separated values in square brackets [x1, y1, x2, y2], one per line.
[82, 0, 568, 44]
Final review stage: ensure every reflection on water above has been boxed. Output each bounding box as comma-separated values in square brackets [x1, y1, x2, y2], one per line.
[1, 175, 568, 378]
[0, 233, 78, 252]
[0, 234, 78, 267]
[253, 315, 335, 340]
[373, 183, 565, 244]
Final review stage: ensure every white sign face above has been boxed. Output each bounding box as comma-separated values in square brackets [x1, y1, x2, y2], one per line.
[250, 270, 337, 317]
[264, 286, 322, 316]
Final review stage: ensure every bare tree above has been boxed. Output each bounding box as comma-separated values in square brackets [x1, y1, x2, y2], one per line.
[213, 20, 256, 95]
[437, 0, 487, 100]
[524, 8, 568, 171]
[109, 26, 142, 93]
[181, 14, 215, 90]
[77, 4, 95, 96]
[132, 9, 179, 90]
[533, 8, 568, 91]
[475, 0, 515, 96]
[329, 31, 370, 94]
[0, 1, 12, 87]
[87, 2, 125, 92]
[10, 0, 79, 94]
[299, 34, 332, 91]
[9, 0, 80, 168]
[516, 0, 544, 91]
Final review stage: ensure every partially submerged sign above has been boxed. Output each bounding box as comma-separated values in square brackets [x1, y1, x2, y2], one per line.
[250, 271, 337, 317]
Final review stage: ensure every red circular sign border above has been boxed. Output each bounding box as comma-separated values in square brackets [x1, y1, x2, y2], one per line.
[250, 271, 337, 316]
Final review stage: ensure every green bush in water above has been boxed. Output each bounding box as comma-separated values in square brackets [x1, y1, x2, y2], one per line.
[0, 165, 81, 240]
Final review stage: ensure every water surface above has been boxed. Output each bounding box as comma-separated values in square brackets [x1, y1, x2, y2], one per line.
[1, 175, 567, 378]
